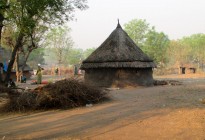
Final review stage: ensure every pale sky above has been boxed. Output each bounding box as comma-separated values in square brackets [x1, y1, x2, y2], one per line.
[68, 0, 205, 50]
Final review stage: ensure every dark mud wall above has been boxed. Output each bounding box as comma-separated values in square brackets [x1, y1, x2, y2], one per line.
[84, 68, 154, 87]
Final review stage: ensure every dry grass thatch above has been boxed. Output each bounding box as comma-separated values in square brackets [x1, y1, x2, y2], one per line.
[81, 62, 156, 69]
[1, 79, 108, 112]
[81, 23, 156, 69]
[0, 85, 19, 96]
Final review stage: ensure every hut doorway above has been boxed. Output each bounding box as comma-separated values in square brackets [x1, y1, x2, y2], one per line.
[189, 68, 196, 74]
[181, 67, 185, 74]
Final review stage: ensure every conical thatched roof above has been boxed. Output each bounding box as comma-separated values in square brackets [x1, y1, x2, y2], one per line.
[81, 22, 156, 69]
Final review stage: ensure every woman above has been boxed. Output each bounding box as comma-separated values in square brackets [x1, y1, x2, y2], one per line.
[36, 64, 43, 84]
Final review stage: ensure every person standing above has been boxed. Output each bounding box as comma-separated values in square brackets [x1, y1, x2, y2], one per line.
[55, 67, 59, 75]
[36, 64, 43, 84]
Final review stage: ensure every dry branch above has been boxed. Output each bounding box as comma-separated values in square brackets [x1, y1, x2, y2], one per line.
[1, 79, 108, 112]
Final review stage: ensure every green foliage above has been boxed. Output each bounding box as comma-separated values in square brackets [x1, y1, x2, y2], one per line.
[27, 48, 45, 68]
[165, 33, 205, 70]
[65, 47, 96, 65]
[83, 47, 96, 58]
[1, 0, 88, 82]
[124, 18, 205, 70]
[43, 47, 96, 66]
[45, 26, 73, 64]
[43, 47, 58, 65]
[143, 28, 170, 64]
[166, 40, 190, 66]
[181, 34, 205, 64]
[124, 19, 149, 47]
[0, 0, 8, 19]
[65, 48, 84, 65]
[7, 0, 88, 34]
[124, 19, 169, 65]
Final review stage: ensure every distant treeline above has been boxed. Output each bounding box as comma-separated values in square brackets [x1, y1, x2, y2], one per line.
[124, 19, 205, 71]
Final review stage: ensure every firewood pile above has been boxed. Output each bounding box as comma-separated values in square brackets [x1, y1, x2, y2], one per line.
[154, 80, 182, 86]
[0, 85, 18, 95]
[0, 79, 108, 112]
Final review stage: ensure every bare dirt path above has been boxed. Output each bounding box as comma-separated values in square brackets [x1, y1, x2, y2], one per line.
[0, 77, 205, 140]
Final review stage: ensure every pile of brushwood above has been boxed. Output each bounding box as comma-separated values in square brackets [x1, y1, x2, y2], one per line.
[0, 79, 108, 112]
[154, 80, 182, 86]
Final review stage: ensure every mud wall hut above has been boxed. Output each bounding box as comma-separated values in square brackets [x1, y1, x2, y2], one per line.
[179, 64, 196, 74]
[80, 22, 156, 87]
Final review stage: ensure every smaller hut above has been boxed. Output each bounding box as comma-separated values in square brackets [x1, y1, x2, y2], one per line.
[2, 64, 33, 81]
[179, 64, 196, 74]
[169, 62, 197, 75]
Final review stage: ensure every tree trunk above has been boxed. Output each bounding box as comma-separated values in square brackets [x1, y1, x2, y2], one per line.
[4, 32, 24, 83]
[0, 13, 4, 45]
[0, 26, 2, 45]
[0, 12, 5, 85]
[15, 52, 20, 82]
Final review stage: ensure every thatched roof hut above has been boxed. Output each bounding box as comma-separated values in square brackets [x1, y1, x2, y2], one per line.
[81, 22, 156, 87]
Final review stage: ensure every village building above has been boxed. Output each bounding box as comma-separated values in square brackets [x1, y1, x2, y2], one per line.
[169, 62, 197, 75]
[0, 46, 33, 82]
[179, 64, 196, 74]
[80, 22, 156, 87]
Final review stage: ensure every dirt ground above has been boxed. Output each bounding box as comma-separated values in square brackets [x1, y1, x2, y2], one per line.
[0, 74, 205, 140]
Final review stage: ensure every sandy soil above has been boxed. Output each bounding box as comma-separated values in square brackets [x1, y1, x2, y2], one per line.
[0, 75, 205, 140]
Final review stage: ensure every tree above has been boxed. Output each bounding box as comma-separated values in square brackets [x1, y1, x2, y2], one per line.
[1, 0, 88, 83]
[83, 47, 96, 58]
[124, 19, 149, 47]
[143, 28, 170, 65]
[180, 34, 205, 68]
[166, 40, 191, 66]
[0, 0, 9, 44]
[45, 26, 73, 65]
[27, 48, 45, 69]
[66, 48, 83, 65]
[43, 47, 94, 66]
[67, 47, 96, 65]
[165, 34, 205, 70]
[124, 19, 169, 65]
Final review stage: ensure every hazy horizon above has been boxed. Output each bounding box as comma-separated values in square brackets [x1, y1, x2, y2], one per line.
[68, 0, 205, 50]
